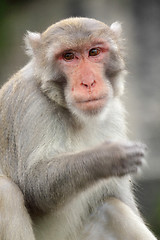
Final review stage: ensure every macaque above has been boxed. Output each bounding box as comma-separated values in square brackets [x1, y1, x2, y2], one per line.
[0, 17, 157, 240]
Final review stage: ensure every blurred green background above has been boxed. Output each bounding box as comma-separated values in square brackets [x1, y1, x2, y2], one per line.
[0, 0, 160, 238]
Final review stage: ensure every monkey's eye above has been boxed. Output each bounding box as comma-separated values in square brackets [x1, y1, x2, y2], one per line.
[63, 52, 75, 61]
[89, 48, 100, 57]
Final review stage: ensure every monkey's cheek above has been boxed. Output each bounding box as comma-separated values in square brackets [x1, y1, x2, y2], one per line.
[75, 98, 107, 113]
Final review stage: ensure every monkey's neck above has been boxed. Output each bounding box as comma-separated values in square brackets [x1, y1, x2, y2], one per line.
[61, 99, 128, 153]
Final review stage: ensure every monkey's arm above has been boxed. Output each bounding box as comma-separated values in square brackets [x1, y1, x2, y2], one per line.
[82, 198, 157, 240]
[21, 142, 145, 212]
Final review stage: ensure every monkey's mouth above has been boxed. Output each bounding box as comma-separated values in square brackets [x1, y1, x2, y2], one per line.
[75, 96, 107, 112]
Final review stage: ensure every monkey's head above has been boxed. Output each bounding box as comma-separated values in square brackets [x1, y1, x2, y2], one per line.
[25, 17, 126, 120]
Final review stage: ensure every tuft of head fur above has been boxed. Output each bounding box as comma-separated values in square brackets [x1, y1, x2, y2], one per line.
[110, 22, 122, 37]
[24, 31, 41, 57]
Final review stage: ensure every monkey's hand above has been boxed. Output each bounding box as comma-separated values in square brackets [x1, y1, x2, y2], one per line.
[93, 141, 147, 178]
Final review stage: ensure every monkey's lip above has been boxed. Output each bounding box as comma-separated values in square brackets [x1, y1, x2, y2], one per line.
[76, 95, 107, 103]
[75, 96, 107, 110]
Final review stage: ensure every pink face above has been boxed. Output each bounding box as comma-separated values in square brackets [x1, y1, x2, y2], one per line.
[57, 41, 110, 113]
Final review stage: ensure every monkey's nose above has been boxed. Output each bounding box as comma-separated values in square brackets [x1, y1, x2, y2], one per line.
[80, 80, 96, 89]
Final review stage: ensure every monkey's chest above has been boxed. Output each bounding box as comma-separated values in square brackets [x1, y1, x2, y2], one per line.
[65, 125, 119, 153]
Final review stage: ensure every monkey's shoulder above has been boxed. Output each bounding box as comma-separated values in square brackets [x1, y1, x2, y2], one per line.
[0, 65, 35, 102]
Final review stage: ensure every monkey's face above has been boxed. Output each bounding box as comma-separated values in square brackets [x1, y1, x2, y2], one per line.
[25, 18, 125, 118]
[57, 41, 112, 116]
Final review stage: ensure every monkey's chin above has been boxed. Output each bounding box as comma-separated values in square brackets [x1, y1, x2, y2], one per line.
[75, 98, 107, 115]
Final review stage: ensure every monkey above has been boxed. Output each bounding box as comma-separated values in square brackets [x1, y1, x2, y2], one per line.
[0, 17, 157, 240]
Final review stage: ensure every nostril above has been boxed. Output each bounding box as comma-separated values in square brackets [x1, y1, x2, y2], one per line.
[91, 80, 96, 87]
[81, 82, 89, 88]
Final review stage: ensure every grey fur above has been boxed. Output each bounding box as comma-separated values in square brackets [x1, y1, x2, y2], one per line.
[0, 17, 157, 240]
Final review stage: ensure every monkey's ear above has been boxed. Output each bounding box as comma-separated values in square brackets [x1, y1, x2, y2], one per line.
[24, 31, 41, 57]
[110, 22, 122, 37]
